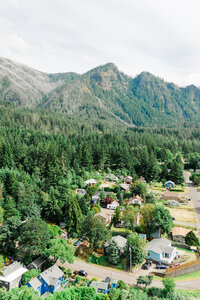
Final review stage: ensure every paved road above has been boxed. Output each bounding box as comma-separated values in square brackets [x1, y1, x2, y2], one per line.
[184, 171, 200, 231]
[58, 259, 200, 290]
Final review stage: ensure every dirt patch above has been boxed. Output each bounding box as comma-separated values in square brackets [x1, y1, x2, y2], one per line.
[167, 207, 199, 223]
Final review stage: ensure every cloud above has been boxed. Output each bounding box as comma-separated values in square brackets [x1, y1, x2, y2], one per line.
[0, 0, 200, 85]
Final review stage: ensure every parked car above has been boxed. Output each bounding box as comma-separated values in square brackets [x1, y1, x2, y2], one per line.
[142, 261, 152, 270]
[82, 241, 89, 246]
[172, 217, 175, 220]
[73, 270, 88, 277]
[170, 263, 180, 268]
[156, 262, 169, 269]
[74, 239, 82, 246]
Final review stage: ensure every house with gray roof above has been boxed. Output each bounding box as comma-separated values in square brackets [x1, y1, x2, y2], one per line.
[147, 238, 177, 264]
[104, 235, 127, 254]
[27, 256, 46, 271]
[89, 281, 109, 294]
[0, 261, 28, 291]
[105, 174, 119, 182]
[27, 264, 63, 296]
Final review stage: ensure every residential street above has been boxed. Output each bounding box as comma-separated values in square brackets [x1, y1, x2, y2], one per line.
[58, 259, 200, 290]
[184, 171, 200, 231]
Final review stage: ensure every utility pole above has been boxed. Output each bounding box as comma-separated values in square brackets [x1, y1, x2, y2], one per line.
[129, 246, 132, 273]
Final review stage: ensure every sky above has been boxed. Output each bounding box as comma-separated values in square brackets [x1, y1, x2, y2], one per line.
[1, 0, 200, 86]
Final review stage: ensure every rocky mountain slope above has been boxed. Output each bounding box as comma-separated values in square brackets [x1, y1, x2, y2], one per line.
[1, 57, 200, 126]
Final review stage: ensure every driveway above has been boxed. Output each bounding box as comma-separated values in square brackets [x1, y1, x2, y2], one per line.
[58, 259, 200, 290]
[184, 171, 200, 231]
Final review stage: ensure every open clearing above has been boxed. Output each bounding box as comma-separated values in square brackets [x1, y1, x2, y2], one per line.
[167, 207, 199, 224]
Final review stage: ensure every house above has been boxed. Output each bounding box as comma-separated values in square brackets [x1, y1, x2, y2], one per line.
[120, 183, 130, 192]
[171, 227, 194, 244]
[0, 262, 28, 291]
[76, 189, 87, 197]
[27, 264, 64, 296]
[165, 181, 175, 189]
[167, 200, 180, 207]
[127, 195, 143, 206]
[105, 174, 119, 182]
[27, 256, 46, 271]
[105, 235, 127, 254]
[91, 191, 111, 203]
[84, 179, 97, 187]
[89, 281, 109, 294]
[147, 238, 177, 264]
[107, 200, 119, 210]
[95, 208, 114, 226]
[124, 176, 133, 184]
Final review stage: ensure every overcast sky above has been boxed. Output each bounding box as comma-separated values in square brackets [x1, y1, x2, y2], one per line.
[1, 0, 200, 86]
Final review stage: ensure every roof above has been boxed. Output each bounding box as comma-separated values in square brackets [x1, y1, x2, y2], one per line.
[105, 235, 127, 249]
[95, 208, 114, 220]
[172, 226, 191, 237]
[29, 277, 42, 289]
[39, 265, 63, 286]
[105, 174, 118, 180]
[0, 262, 28, 283]
[84, 179, 97, 185]
[148, 238, 175, 255]
[28, 256, 46, 269]
[120, 183, 130, 190]
[107, 200, 119, 206]
[128, 195, 142, 205]
[165, 181, 175, 185]
[90, 281, 108, 290]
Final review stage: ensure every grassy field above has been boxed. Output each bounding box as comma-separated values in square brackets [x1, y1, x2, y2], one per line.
[167, 207, 199, 223]
[174, 270, 200, 281]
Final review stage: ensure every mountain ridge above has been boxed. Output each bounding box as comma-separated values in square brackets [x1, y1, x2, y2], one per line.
[1, 57, 200, 127]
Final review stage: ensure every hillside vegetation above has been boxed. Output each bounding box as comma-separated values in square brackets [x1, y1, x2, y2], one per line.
[1, 57, 200, 126]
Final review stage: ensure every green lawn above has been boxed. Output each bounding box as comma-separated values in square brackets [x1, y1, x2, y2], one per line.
[154, 270, 200, 282]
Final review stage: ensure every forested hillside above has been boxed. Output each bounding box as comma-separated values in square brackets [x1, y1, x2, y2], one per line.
[1, 57, 200, 126]
[0, 103, 199, 227]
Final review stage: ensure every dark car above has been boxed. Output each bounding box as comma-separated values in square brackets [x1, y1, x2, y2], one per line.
[156, 262, 169, 269]
[74, 239, 82, 246]
[172, 217, 175, 220]
[78, 270, 88, 277]
[142, 261, 152, 270]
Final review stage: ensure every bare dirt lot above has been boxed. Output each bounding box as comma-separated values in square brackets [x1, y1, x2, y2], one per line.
[167, 207, 199, 224]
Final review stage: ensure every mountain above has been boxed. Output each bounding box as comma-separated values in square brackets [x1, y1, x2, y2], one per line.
[1, 57, 200, 127]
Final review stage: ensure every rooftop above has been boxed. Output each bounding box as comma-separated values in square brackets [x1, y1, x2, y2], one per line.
[148, 238, 175, 255]
[0, 262, 27, 283]
[39, 264, 63, 286]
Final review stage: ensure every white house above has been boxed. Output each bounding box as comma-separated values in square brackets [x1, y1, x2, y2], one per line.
[124, 176, 133, 183]
[127, 195, 142, 206]
[107, 200, 119, 210]
[84, 179, 97, 187]
[0, 262, 28, 291]
[147, 238, 177, 264]
[76, 189, 87, 197]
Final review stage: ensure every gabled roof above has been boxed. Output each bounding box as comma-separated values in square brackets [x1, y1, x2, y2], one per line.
[29, 277, 42, 289]
[148, 238, 175, 255]
[120, 183, 130, 190]
[28, 256, 46, 269]
[172, 226, 191, 237]
[84, 179, 97, 185]
[39, 265, 63, 286]
[0, 262, 27, 283]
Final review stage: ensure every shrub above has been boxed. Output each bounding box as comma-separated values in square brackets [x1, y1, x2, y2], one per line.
[117, 280, 127, 290]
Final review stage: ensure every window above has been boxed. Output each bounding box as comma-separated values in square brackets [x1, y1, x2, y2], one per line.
[164, 253, 169, 258]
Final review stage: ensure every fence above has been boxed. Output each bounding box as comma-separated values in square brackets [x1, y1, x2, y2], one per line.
[166, 258, 200, 278]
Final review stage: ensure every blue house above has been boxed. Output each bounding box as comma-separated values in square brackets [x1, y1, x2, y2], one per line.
[165, 181, 175, 189]
[27, 264, 64, 296]
[147, 238, 177, 264]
